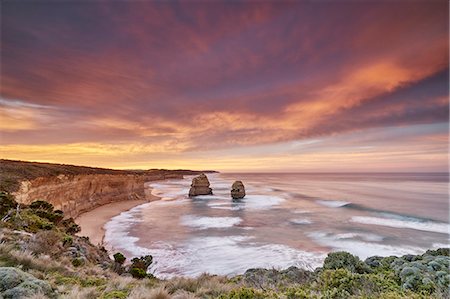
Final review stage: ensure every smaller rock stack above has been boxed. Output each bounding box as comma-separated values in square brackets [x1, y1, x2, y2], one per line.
[231, 181, 245, 200]
[188, 173, 213, 197]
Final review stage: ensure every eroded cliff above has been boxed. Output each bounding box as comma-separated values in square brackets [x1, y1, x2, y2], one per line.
[12, 174, 170, 218]
[1, 159, 215, 218]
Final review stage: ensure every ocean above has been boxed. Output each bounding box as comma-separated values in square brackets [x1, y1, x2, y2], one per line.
[104, 172, 449, 278]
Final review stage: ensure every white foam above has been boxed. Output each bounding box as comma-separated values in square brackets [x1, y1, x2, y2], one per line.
[241, 195, 285, 210]
[350, 216, 450, 234]
[207, 201, 245, 211]
[148, 236, 326, 278]
[206, 195, 284, 210]
[209, 206, 245, 211]
[316, 200, 350, 208]
[191, 195, 228, 200]
[104, 203, 151, 257]
[333, 232, 384, 242]
[290, 218, 312, 225]
[180, 215, 242, 229]
[293, 209, 311, 214]
[432, 243, 450, 249]
[309, 231, 423, 259]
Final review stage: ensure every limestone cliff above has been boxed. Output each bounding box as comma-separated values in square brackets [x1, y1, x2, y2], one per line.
[2, 159, 216, 218]
[12, 173, 178, 218]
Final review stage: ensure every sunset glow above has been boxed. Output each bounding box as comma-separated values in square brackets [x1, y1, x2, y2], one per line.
[1, 1, 448, 171]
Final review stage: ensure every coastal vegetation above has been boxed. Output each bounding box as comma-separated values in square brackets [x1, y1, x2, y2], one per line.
[0, 191, 448, 298]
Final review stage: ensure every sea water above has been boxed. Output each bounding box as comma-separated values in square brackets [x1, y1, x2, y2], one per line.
[104, 173, 449, 278]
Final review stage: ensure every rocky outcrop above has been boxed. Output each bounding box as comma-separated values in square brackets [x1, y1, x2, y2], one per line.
[0, 267, 53, 298]
[189, 173, 213, 197]
[231, 181, 246, 199]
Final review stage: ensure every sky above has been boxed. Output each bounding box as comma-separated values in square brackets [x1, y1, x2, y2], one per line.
[1, 0, 449, 172]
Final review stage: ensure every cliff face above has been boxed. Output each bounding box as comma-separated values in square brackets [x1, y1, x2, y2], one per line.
[12, 173, 178, 218]
[2, 159, 216, 219]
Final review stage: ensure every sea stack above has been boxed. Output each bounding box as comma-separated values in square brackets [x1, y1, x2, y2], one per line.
[188, 173, 213, 197]
[231, 181, 245, 200]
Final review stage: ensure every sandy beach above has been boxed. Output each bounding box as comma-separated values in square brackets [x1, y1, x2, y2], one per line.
[75, 195, 159, 246]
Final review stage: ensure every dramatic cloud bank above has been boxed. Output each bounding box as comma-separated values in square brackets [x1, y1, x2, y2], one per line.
[1, 1, 448, 171]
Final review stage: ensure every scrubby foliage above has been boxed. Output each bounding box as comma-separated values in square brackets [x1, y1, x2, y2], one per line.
[0, 195, 78, 234]
[129, 255, 154, 279]
[0, 191, 17, 218]
[323, 251, 370, 273]
[1, 192, 449, 298]
[114, 253, 126, 265]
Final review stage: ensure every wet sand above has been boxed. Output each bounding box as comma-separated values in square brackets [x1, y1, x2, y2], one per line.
[75, 195, 159, 246]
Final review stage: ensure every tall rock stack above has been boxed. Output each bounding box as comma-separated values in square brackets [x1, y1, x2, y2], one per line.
[231, 181, 245, 200]
[188, 173, 213, 197]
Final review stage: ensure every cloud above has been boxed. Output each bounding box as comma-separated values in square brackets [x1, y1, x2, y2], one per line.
[0, 1, 448, 170]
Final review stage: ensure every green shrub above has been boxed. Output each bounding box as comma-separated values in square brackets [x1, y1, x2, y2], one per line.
[130, 255, 153, 270]
[129, 267, 147, 279]
[323, 251, 370, 274]
[0, 267, 53, 298]
[29, 200, 54, 212]
[80, 277, 107, 287]
[424, 248, 449, 257]
[34, 210, 64, 224]
[102, 290, 129, 299]
[61, 218, 81, 234]
[41, 222, 54, 230]
[285, 286, 318, 299]
[72, 257, 85, 267]
[320, 269, 359, 293]
[113, 252, 126, 265]
[14, 210, 54, 232]
[219, 287, 266, 299]
[62, 235, 73, 246]
[0, 191, 17, 217]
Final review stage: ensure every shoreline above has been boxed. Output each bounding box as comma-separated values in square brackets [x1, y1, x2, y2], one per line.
[75, 193, 160, 246]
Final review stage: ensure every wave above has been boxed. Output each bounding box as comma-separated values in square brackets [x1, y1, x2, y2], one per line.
[290, 218, 312, 225]
[350, 216, 449, 234]
[149, 181, 188, 200]
[180, 215, 242, 230]
[144, 236, 325, 278]
[340, 203, 432, 220]
[319, 200, 443, 224]
[308, 231, 424, 259]
[207, 194, 285, 211]
[316, 200, 350, 208]
[207, 202, 245, 211]
[104, 203, 153, 257]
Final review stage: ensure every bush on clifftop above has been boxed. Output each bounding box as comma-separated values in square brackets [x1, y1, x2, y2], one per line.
[113, 252, 126, 265]
[323, 251, 371, 274]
